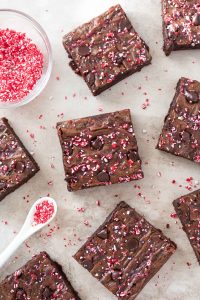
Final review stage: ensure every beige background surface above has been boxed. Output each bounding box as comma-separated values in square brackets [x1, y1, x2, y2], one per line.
[0, 0, 199, 299]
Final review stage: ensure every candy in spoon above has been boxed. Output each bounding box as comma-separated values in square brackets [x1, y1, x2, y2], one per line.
[0, 197, 57, 269]
[32, 199, 55, 226]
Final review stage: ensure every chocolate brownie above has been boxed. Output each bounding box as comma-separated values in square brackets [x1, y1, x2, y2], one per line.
[0, 252, 81, 300]
[74, 201, 176, 300]
[156, 77, 200, 163]
[0, 118, 39, 201]
[162, 0, 200, 55]
[63, 4, 151, 95]
[173, 189, 200, 264]
[57, 109, 143, 192]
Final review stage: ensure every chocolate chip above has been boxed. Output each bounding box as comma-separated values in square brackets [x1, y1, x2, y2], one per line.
[64, 143, 73, 156]
[14, 161, 25, 173]
[68, 146, 73, 156]
[83, 260, 93, 270]
[5, 144, 16, 156]
[107, 117, 114, 127]
[0, 181, 6, 190]
[78, 45, 90, 56]
[16, 288, 26, 300]
[93, 254, 104, 262]
[69, 60, 81, 75]
[127, 237, 139, 251]
[193, 13, 200, 26]
[181, 131, 191, 142]
[42, 287, 53, 299]
[127, 150, 139, 161]
[97, 228, 108, 239]
[15, 270, 23, 278]
[86, 73, 95, 86]
[115, 53, 124, 65]
[97, 171, 110, 182]
[184, 89, 199, 104]
[111, 270, 122, 282]
[174, 105, 182, 114]
[163, 121, 173, 131]
[119, 19, 132, 31]
[68, 175, 78, 185]
[91, 137, 103, 150]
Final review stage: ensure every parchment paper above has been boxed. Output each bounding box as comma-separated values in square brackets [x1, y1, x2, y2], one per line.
[0, 1, 199, 299]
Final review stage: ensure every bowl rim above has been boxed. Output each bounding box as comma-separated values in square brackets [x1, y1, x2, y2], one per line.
[0, 8, 53, 109]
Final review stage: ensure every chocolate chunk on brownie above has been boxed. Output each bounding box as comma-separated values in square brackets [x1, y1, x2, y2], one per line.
[74, 201, 176, 300]
[0, 252, 81, 300]
[63, 4, 151, 95]
[0, 118, 39, 201]
[162, 0, 200, 55]
[57, 109, 143, 192]
[173, 189, 200, 265]
[156, 77, 200, 163]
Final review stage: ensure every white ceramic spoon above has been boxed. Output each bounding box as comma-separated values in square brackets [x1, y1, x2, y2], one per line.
[0, 196, 57, 269]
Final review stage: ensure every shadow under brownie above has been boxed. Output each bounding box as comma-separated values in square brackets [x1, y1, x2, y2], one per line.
[63, 4, 151, 95]
[156, 77, 200, 164]
[0, 118, 39, 201]
[57, 109, 143, 192]
[0, 252, 81, 300]
[173, 189, 200, 265]
[162, 0, 200, 55]
[74, 201, 176, 300]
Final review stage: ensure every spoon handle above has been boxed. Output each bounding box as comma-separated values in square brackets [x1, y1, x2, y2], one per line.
[0, 230, 27, 269]
[0, 197, 57, 269]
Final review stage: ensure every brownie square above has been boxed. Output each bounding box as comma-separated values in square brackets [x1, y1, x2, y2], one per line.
[156, 77, 200, 163]
[0, 252, 81, 300]
[0, 118, 39, 201]
[63, 4, 151, 96]
[57, 109, 143, 192]
[74, 201, 176, 300]
[162, 0, 200, 55]
[173, 189, 200, 265]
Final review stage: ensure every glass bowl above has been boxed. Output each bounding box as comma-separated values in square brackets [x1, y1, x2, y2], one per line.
[0, 9, 52, 109]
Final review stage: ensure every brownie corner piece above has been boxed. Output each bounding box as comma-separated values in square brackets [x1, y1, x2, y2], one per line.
[74, 201, 176, 299]
[162, 0, 200, 55]
[57, 109, 143, 192]
[173, 189, 200, 264]
[0, 251, 81, 300]
[157, 77, 200, 163]
[0, 118, 39, 201]
[63, 4, 151, 95]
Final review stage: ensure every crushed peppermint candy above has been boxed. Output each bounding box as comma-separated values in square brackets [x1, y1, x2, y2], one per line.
[32, 200, 54, 226]
[142, 99, 150, 110]
[170, 213, 177, 219]
[77, 207, 85, 213]
[0, 29, 43, 103]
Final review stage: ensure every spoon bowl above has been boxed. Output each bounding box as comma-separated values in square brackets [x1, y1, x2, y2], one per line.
[22, 197, 57, 235]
